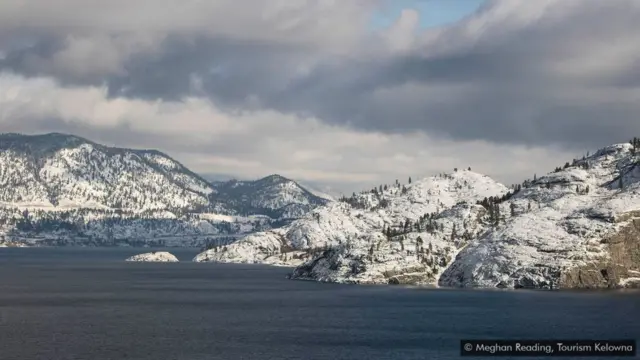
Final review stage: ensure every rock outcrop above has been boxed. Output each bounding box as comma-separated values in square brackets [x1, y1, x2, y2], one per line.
[558, 217, 640, 289]
[125, 251, 179, 262]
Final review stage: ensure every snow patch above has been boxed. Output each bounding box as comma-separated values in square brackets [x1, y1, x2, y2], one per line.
[126, 251, 179, 262]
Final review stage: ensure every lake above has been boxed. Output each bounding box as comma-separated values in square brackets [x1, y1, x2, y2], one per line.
[0, 247, 638, 359]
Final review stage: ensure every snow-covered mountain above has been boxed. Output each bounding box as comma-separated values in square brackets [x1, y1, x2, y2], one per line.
[0, 132, 216, 211]
[209, 175, 328, 220]
[194, 170, 508, 267]
[195, 141, 640, 289]
[0, 133, 327, 246]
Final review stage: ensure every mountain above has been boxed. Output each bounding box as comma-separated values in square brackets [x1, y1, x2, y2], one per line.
[195, 141, 640, 289]
[0, 132, 216, 211]
[0, 133, 327, 246]
[209, 175, 328, 220]
[194, 170, 508, 268]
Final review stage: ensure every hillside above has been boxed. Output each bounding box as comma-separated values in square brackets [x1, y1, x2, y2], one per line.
[209, 175, 328, 220]
[194, 170, 508, 269]
[439, 142, 640, 289]
[0, 133, 327, 246]
[0, 132, 216, 211]
[195, 140, 640, 289]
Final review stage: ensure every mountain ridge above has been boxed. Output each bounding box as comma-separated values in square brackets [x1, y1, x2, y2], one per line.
[0, 132, 328, 246]
[195, 139, 640, 289]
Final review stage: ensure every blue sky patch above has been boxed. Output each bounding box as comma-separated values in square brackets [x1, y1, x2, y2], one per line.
[370, 0, 485, 29]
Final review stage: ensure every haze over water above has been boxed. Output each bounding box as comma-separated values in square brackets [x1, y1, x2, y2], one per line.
[0, 247, 638, 360]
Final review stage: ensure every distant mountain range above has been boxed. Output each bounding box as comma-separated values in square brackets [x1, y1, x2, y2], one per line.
[195, 140, 640, 289]
[0, 133, 329, 247]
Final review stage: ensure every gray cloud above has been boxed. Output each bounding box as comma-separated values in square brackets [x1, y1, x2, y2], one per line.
[0, 73, 576, 193]
[3, 0, 638, 150]
[262, 0, 640, 149]
[1, 0, 640, 191]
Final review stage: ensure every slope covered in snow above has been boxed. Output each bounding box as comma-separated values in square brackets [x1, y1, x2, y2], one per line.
[194, 170, 508, 275]
[126, 251, 179, 262]
[196, 140, 640, 289]
[439, 142, 640, 289]
[0, 133, 215, 211]
[0, 133, 326, 246]
[209, 174, 328, 220]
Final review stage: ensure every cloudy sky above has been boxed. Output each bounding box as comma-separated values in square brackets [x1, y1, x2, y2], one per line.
[1, 0, 639, 195]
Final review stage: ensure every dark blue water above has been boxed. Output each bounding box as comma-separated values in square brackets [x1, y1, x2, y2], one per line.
[0, 247, 638, 360]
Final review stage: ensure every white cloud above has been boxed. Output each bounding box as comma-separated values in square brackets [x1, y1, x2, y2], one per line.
[1, 0, 639, 193]
[384, 8, 420, 53]
[0, 72, 576, 192]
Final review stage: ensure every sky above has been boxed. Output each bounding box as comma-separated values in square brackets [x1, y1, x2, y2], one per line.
[371, 0, 484, 29]
[1, 0, 640, 196]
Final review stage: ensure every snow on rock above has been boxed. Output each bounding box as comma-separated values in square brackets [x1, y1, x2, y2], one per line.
[439, 142, 640, 289]
[619, 276, 640, 288]
[197, 141, 640, 290]
[195, 170, 508, 277]
[0, 133, 325, 246]
[126, 251, 179, 262]
[0, 240, 28, 247]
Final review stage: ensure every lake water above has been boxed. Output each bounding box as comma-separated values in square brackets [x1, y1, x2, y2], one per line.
[0, 247, 638, 360]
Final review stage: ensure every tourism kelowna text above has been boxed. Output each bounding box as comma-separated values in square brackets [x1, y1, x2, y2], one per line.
[460, 340, 636, 356]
